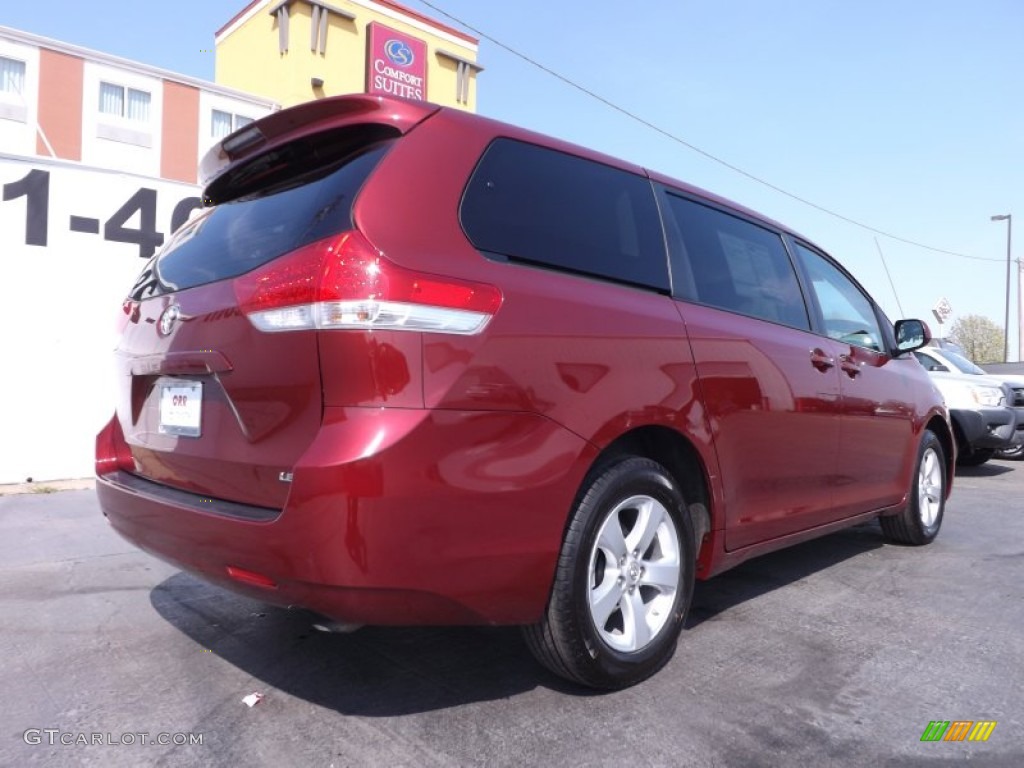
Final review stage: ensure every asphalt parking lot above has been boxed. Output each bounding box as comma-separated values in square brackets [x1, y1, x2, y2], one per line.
[2, 463, 1022, 767]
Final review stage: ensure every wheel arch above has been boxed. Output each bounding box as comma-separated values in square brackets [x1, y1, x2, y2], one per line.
[925, 413, 956, 497]
[583, 425, 713, 560]
[947, 411, 969, 454]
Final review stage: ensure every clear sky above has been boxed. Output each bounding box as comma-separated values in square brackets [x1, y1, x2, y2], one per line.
[4, 0, 1022, 355]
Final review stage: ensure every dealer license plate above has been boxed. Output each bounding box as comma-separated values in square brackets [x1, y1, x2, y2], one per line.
[159, 380, 202, 437]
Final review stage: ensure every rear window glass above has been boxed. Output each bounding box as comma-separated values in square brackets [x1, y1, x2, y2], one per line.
[128, 135, 394, 300]
[459, 138, 669, 291]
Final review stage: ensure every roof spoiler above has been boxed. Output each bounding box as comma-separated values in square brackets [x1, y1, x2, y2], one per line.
[199, 94, 441, 189]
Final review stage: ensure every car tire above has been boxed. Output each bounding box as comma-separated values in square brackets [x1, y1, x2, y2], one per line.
[957, 447, 994, 467]
[522, 456, 695, 689]
[880, 429, 946, 545]
[995, 444, 1024, 460]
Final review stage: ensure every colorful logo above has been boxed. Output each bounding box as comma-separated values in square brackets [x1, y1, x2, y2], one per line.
[920, 721, 997, 742]
[384, 39, 414, 68]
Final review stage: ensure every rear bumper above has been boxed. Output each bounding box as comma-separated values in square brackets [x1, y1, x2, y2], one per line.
[97, 406, 596, 626]
[949, 406, 1018, 451]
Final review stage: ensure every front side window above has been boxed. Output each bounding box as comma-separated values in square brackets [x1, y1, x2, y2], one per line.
[663, 193, 809, 330]
[460, 138, 669, 291]
[0, 56, 26, 95]
[99, 82, 150, 121]
[795, 243, 884, 351]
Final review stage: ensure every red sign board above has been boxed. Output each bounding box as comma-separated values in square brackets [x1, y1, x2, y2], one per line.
[366, 23, 427, 101]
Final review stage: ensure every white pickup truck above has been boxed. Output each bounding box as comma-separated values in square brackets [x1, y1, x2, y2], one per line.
[914, 344, 1024, 464]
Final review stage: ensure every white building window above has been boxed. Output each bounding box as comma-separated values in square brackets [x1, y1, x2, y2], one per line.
[211, 109, 254, 138]
[0, 56, 26, 95]
[99, 82, 151, 121]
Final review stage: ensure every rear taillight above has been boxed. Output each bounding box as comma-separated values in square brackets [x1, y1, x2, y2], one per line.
[117, 299, 140, 333]
[233, 231, 501, 335]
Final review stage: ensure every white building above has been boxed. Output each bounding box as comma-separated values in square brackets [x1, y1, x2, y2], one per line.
[0, 26, 278, 484]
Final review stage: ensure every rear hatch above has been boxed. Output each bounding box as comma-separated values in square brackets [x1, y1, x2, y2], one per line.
[113, 98, 436, 508]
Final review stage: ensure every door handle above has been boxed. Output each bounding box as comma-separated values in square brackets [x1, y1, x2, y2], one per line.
[810, 349, 835, 372]
[839, 355, 862, 378]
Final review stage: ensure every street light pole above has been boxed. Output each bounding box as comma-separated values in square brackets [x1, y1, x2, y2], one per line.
[1018, 257, 1023, 362]
[992, 214, 1013, 362]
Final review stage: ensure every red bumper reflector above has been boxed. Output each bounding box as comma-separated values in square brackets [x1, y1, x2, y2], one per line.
[226, 566, 278, 589]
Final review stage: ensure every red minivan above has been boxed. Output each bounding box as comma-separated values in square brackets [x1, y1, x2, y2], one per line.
[96, 95, 952, 689]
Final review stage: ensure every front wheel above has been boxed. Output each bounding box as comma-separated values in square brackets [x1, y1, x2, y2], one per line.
[880, 429, 946, 545]
[523, 457, 695, 689]
[995, 443, 1024, 460]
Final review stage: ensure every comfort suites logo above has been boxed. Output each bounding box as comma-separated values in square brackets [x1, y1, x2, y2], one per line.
[384, 38, 414, 68]
[367, 23, 427, 101]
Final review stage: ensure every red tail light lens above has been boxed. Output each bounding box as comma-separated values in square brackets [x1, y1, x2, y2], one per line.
[233, 231, 501, 334]
[225, 565, 277, 589]
[117, 299, 140, 333]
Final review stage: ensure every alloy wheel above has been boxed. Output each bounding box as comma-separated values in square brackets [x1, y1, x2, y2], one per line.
[587, 494, 681, 653]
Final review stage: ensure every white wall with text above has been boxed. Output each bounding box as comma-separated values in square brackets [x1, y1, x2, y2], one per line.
[0, 153, 200, 483]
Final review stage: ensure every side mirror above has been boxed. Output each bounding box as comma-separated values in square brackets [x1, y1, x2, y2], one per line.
[895, 319, 930, 353]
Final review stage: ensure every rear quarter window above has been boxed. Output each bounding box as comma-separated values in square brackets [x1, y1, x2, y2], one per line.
[459, 138, 669, 292]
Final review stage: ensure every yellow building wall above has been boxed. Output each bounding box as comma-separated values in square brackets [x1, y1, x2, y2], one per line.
[216, 0, 478, 110]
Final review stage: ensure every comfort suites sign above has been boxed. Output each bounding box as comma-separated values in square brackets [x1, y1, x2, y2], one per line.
[366, 22, 427, 101]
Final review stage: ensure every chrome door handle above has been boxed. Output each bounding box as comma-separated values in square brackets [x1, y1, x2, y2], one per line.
[810, 349, 835, 372]
[839, 355, 862, 378]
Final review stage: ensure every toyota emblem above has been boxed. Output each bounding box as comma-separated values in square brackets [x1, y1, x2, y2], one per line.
[158, 304, 181, 336]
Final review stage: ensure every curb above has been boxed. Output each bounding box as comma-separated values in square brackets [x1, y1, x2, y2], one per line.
[0, 479, 96, 496]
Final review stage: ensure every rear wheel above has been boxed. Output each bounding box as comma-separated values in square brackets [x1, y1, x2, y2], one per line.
[880, 429, 946, 545]
[523, 457, 695, 689]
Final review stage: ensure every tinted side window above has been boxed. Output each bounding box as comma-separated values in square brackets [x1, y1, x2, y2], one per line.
[662, 193, 809, 330]
[794, 243, 884, 352]
[460, 139, 668, 291]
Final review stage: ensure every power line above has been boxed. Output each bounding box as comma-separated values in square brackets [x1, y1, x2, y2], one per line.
[417, 0, 1002, 264]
